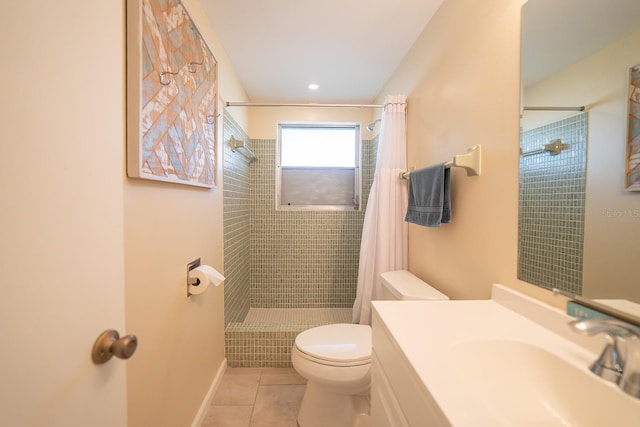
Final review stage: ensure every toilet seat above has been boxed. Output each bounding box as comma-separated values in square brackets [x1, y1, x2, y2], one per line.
[294, 324, 371, 367]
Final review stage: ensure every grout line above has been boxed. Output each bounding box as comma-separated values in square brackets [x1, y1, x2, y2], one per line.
[247, 369, 260, 427]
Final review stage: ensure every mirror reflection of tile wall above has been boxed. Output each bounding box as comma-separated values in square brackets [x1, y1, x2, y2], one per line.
[518, 113, 588, 296]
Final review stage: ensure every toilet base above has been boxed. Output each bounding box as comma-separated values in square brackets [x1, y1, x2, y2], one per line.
[297, 381, 370, 427]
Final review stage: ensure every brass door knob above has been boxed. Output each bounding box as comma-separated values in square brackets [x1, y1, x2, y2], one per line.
[92, 329, 138, 364]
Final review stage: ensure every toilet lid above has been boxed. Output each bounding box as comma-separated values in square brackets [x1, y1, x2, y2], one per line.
[294, 324, 371, 364]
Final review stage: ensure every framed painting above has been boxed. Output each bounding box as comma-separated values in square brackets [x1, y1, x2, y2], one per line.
[626, 63, 640, 191]
[126, 0, 218, 188]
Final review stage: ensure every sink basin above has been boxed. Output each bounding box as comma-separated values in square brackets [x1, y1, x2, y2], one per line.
[372, 286, 640, 426]
[451, 339, 640, 426]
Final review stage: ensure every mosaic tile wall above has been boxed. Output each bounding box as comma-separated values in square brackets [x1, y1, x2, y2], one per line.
[225, 308, 351, 367]
[518, 113, 587, 296]
[226, 326, 304, 368]
[222, 111, 252, 325]
[250, 137, 377, 308]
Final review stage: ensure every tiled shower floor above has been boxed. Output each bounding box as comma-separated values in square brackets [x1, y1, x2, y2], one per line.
[225, 308, 353, 368]
[242, 308, 352, 325]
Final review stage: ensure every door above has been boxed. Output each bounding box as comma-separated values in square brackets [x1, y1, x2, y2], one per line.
[0, 1, 128, 426]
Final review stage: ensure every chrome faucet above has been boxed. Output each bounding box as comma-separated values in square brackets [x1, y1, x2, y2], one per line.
[569, 318, 640, 398]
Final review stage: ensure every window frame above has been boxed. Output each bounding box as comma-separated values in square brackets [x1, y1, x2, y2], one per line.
[276, 121, 362, 211]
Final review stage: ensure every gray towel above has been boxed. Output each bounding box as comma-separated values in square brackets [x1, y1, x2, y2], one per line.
[405, 163, 451, 227]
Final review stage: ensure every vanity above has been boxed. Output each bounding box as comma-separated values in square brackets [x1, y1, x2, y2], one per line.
[370, 285, 640, 426]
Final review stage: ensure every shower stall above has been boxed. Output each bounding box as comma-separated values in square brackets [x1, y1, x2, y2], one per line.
[222, 111, 378, 367]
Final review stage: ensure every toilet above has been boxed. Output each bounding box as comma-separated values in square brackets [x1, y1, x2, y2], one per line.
[291, 270, 449, 427]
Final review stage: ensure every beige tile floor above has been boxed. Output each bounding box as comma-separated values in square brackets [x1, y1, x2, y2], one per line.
[202, 368, 307, 427]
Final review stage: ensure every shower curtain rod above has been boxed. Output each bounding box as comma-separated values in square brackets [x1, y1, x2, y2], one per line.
[523, 106, 586, 112]
[225, 101, 384, 108]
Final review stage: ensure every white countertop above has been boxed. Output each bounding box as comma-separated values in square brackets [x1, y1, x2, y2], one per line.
[372, 289, 640, 426]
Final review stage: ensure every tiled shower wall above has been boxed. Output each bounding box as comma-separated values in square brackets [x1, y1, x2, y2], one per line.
[250, 137, 376, 308]
[223, 112, 252, 325]
[223, 112, 378, 324]
[518, 113, 587, 296]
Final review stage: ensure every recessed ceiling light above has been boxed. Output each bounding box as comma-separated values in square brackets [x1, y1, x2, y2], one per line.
[308, 83, 319, 90]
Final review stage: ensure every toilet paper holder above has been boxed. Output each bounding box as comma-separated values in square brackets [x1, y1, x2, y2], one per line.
[186, 258, 225, 297]
[187, 257, 201, 296]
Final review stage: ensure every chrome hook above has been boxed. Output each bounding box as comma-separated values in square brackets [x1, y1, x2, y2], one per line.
[159, 70, 178, 85]
[188, 61, 203, 73]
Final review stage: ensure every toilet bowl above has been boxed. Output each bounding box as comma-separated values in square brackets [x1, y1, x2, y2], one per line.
[291, 270, 450, 427]
[292, 323, 371, 427]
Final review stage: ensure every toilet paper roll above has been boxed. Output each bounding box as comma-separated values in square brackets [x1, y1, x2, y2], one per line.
[188, 265, 225, 295]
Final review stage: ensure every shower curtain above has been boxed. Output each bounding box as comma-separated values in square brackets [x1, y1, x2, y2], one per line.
[352, 95, 408, 325]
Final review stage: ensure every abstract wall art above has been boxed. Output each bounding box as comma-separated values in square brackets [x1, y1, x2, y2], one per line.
[126, 0, 218, 188]
[626, 63, 640, 191]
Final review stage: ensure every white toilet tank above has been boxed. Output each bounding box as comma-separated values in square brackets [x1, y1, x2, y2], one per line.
[379, 270, 449, 301]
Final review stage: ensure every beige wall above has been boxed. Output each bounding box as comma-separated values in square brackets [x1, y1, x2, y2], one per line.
[378, 0, 568, 307]
[249, 107, 376, 140]
[124, 1, 247, 426]
[523, 27, 640, 302]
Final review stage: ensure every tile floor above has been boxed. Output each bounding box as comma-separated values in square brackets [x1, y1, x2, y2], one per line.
[202, 367, 307, 427]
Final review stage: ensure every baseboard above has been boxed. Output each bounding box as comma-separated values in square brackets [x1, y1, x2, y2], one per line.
[190, 358, 227, 427]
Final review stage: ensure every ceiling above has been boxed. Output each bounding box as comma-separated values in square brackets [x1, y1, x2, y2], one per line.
[521, 0, 640, 88]
[200, 0, 444, 104]
[199, 0, 640, 104]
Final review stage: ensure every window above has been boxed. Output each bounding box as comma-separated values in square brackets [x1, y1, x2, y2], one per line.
[277, 122, 361, 210]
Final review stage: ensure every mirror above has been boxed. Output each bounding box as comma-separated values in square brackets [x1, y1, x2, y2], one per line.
[520, 0, 640, 319]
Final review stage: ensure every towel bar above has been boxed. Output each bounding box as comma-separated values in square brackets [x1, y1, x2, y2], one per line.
[229, 136, 258, 163]
[400, 145, 481, 179]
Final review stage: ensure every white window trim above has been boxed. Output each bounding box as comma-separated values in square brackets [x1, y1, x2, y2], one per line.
[276, 121, 362, 211]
